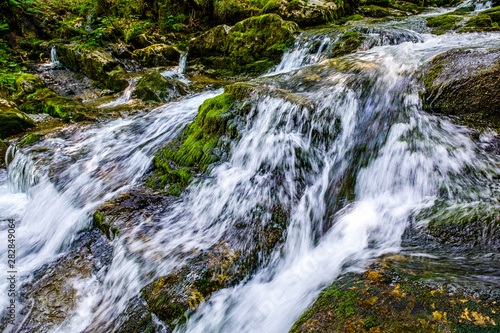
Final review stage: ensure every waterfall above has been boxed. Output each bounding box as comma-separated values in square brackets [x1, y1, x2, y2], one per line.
[0, 90, 221, 323]
[178, 52, 188, 74]
[99, 77, 140, 108]
[50, 46, 63, 69]
[86, 13, 93, 32]
[173, 34, 500, 333]
[161, 52, 189, 83]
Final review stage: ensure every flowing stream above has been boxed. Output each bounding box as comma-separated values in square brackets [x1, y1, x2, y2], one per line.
[1, 6, 500, 333]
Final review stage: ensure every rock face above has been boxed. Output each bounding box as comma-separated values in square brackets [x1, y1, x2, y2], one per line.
[422, 48, 500, 128]
[132, 72, 188, 102]
[0, 99, 34, 139]
[189, 14, 299, 77]
[55, 43, 128, 91]
[132, 44, 181, 67]
[263, 0, 351, 27]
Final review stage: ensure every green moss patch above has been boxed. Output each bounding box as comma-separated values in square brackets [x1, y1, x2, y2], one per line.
[329, 30, 366, 58]
[19, 133, 41, 147]
[147, 83, 256, 192]
[426, 14, 463, 34]
[92, 211, 119, 239]
[18, 88, 80, 122]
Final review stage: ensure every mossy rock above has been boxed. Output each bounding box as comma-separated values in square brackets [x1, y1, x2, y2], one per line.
[146, 82, 262, 192]
[328, 30, 366, 58]
[188, 24, 232, 59]
[459, 12, 500, 32]
[262, 0, 346, 27]
[55, 43, 128, 92]
[357, 4, 399, 17]
[19, 133, 41, 147]
[141, 206, 289, 330]
[422, 48, 500, 128]
[132, 44, 181, 67]
[213, 0, 262, 25]
[92, 211, 119, 239]
[291, 255, 500, 332]
[141, 242, 242, 330]
[188, 14, 298, 78]
[132, 72, 188, 103]
[14, 73, 47, 96]
[17, 88, 88, 122]
[0, 99, 34, 139]
[417, 201, 500, 250]
[426, 14, 463, 34]
[483, 6, 500, 23]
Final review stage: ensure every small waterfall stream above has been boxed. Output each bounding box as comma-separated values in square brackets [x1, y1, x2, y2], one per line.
[1, 6, 500, 333]
[50, 46, 63, 69]
[99, 77, 140, 108]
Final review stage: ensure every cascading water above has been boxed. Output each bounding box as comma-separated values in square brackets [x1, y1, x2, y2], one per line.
[99, 77, 140, 108]
[50, 46, 63, 69]
[162, 53, 189, 83]
[1, 7, 500, 333]
[0, 90, 221, 331]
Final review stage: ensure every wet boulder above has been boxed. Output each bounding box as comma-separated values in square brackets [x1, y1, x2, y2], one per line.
[417, 201, 500, 251]
[132, 72, 188, 103]
[263, 0, 352, 27]
[132, 43, 181, 67]
[55, 43, 128, 92]
[188, 14, 299, 78]
[422, 48, 500, 128]
[0, 99, 34, 139]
